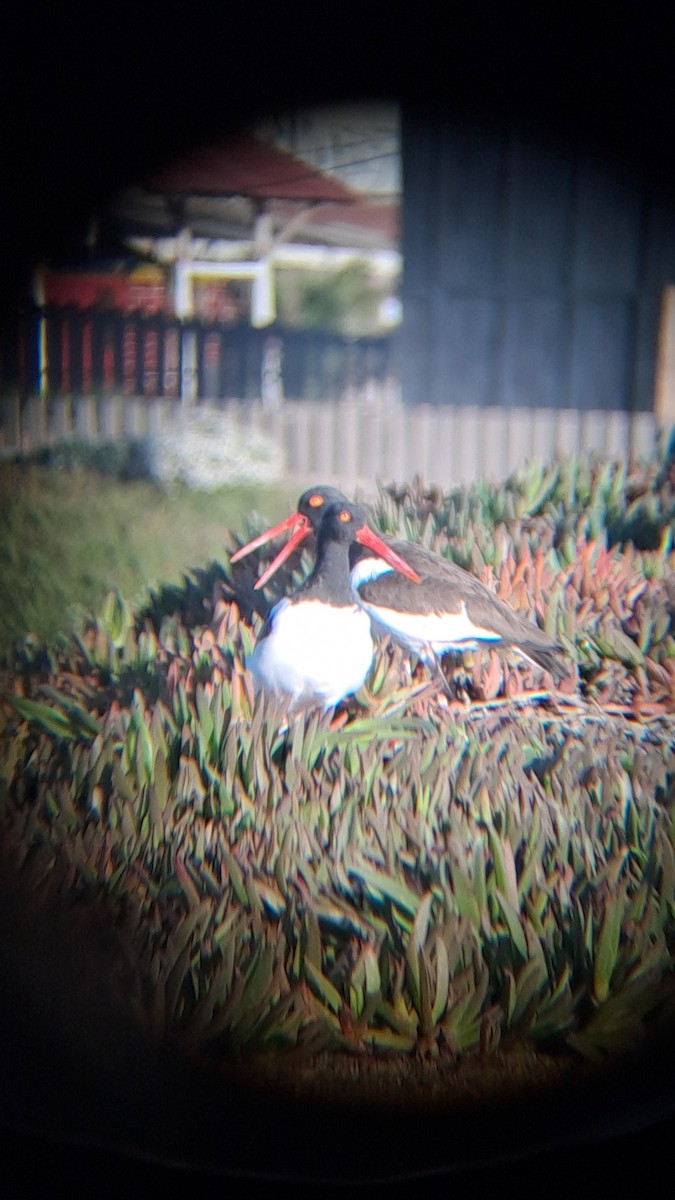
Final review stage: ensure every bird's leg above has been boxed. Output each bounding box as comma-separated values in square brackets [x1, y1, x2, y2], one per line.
[427, 648, 461, 700]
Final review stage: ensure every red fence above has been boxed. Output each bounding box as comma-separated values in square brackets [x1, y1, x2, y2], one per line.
[0, 305, 397, 407]
[0, 304, 660, 492]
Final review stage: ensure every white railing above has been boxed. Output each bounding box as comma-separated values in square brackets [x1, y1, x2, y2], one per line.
[0, 390, 659, 493]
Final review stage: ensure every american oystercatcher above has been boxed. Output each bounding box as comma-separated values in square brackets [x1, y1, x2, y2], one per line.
[243, 499, 421, 709]
[232, 485, 568, 688]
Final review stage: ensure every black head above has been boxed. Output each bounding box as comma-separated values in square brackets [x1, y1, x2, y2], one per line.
[314, 502, 422, 583]
[297, 486, 349, 533]
[315, 500, 370, 549]
[230, 484, 348, 584]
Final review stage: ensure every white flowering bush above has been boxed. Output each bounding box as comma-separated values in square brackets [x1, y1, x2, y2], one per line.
[142, 405, 282, 490]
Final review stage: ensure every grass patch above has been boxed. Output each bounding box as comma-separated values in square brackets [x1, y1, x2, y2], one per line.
[0, 458, 294, 660]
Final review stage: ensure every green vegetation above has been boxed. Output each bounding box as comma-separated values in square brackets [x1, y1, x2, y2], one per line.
[0, 454, 293, 660]
[1, 447, 674, 1084]
[275, 262, 389, 334]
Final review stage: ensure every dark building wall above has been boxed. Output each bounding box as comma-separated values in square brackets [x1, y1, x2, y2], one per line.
[400, 113, 675, 412]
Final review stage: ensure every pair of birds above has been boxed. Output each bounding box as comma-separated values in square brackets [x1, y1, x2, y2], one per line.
[231, 486, 568, 709]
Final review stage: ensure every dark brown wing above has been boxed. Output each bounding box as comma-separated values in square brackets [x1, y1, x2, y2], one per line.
[357, 538, 568, 681]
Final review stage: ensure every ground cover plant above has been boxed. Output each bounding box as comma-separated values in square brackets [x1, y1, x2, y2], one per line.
[1, 447, 674, 1105]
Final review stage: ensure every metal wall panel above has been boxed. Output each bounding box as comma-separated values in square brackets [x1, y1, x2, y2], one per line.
[401, 113, 666, 417]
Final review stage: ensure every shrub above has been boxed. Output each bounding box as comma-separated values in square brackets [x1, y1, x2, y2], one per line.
[140, 404, 283, 490]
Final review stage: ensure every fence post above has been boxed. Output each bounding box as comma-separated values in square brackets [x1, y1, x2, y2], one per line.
[21, 395, 48, 448]
[359, 402, 384, 483]
[505, 407, 534, 477]
[406, 404, 434, 484]
[555, 409, 581, 460]
[123, 397, 148, 439]
[334, 400, 360, 487]
[629, 411, 657, 461]
[99, 395, 125, 440]
[73, 396, 98, 440]
[531, 408, 557, 465]
[147, 396, 178, 437]
[430, 406, 457, 489]
[480, 407, 508, 482]
[604, 410, 630, 461]
[313, 402, 335, 478]
[283, 401, 311, 476]
[453, 407, 481, 485]
[580, 409, 610, 458]
[50, 396, 73, 442]
[382, 399, 407, 484]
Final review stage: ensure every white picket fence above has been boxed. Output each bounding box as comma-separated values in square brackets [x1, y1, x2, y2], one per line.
[0, 389, 660, 493]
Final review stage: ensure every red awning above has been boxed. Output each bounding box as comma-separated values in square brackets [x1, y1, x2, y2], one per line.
[143, 134, 358, 203]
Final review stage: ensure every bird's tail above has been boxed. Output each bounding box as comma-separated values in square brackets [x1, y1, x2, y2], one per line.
[514, 640, 570, 686]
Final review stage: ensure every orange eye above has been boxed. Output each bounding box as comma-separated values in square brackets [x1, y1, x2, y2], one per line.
[309, 495, 324, 508]
[338, 509, 352, 523]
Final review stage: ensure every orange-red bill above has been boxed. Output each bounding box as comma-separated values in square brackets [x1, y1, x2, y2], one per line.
[232, 510, 421, 590]
[253, 517, 313, 590]
[230, 512, 308, 564]
[356, 526, 421, 584]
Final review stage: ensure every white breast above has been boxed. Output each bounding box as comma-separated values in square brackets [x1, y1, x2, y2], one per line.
[248, 598, 375, 708]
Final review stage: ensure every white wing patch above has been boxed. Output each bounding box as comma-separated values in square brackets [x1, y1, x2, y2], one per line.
[248, 599, 374, 708]
[350, 557, 394, 589]
[359, 599, 501, 657]
[351, 558, 502, 654]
